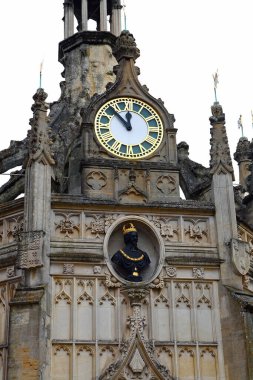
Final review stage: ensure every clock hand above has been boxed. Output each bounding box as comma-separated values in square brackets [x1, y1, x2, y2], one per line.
[125, 111, 132, 129]
[109, 107, 132, 131]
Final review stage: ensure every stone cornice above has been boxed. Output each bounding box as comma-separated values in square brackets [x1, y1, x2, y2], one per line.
[58, 31, 117, 61]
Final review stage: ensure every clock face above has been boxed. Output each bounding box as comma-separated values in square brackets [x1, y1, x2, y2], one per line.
[94, 97, 163, 159]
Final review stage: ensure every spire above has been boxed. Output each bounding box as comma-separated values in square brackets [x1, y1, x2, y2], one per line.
[28, 88, 55, 166]
[209, 102, 234, 180]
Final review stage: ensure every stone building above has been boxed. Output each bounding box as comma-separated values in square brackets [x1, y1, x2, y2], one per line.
[0, 1, 253, 379]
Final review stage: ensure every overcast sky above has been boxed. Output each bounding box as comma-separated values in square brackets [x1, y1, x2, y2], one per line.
[1, 0, 253, 183]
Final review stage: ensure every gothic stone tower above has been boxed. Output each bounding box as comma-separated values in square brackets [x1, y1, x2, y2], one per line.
[0, 1, 253, 379]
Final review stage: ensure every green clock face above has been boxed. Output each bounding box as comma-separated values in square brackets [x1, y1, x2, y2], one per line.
[94, 97, 163, 159]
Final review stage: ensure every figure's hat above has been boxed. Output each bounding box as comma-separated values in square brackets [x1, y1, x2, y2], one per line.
[122, 223, 137, 235]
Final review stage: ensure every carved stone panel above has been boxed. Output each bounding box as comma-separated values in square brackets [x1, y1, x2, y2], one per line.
[82, 168, 114, 200]
[231, 238, 251, 275]
[17, 230, 44, 269]
[149, 171, 179, 201]
[184, 218, 208, 244]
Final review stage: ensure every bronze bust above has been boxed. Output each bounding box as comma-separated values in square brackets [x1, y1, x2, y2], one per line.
[111, 223, 150, 282]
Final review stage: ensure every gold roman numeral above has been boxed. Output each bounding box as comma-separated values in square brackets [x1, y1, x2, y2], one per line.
[138, 144, 146, 153]
[111, 140, 122, 152]
[145, 135, 157, 145]
[111, 103, 122, 112]
[149, 126, 159, 132]
[125, 100, 134, 111]
[126, 145, 134, 155]
[102, 131, 113, 143]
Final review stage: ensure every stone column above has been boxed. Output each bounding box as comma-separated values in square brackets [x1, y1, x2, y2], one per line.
[209, 102, 238, 284]
[64, 0, 74, 38]
[100, 0, 108, 31]
[81, 0, 88, 31]
[8, 89, 55, 379]
[111, 1, 122, 36]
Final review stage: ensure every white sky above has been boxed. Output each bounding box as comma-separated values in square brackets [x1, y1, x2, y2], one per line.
[1, 0, 253, 183]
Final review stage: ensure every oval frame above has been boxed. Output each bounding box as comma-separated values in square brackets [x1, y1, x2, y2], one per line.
[104, 215, 164, 285]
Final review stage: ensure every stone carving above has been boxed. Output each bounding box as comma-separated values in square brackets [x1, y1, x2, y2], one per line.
[234, 137, 252, 163]
[111, 223, 150, 282]
[93, 265, 101, 274]
[177, 141, 212, 200]
[175, 283, 191, 308]
[156, 175, 176, 195]
[129, 348, 145, 374]
[113, 30, 140, 62]
[87, 215, 105, 238]
[99, 291, 116, 306]
[149, 275, 165, 289]
[196, 284, 212, 308]
[55, 213, 80, 238]
[55, 279, 72, 304]
[99, 285, 172, 380]
[86, 171, 107, 190]
[242, 275, 250, 289]
[231, 238, 251, 275]
[86, 214, 117, 238]
[185, 219, 208, 243]
[193, 267, 205, 279]
[6, 215, 24, 243]
[118, 169, 147, 204]
[154, 292, 170, 307]
[77, 280, 94, 305]
[63, 263, 74, 275]
[6, 266, 15, 278]
[165, 266, 177, 278]
[209, 102, 234, 176]
[103, 273, 121, 288]
[17, 230, 44, 269]
[151, 217, 178, 242]
[28, 88, 55, 165]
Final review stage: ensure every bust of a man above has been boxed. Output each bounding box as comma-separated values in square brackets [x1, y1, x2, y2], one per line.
[111, 223, 150, 282]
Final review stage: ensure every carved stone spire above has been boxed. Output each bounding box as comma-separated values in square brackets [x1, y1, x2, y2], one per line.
[28, 88, 55, 166]
[234, 137, 252, 189]
[209, 102, 234, 179]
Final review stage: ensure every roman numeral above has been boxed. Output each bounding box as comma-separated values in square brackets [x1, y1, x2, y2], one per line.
[99, 123, 110, 128]
[145, 135, 157, 145]
[126, 145, 134, 155]
[102, 131, 113, 142]
[138, 144, 146, 153]
[145, 116, 155, 122]
[149, 126, 159, 132]
[111, 140, 122, 152]
[111, 103, 122, 112]
[125, 100, 134, 111]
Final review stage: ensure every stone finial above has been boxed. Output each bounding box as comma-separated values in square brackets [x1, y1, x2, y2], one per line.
[234, 137, 252, 163]
[209, 102, 225, 125]
[209, 102, 234, 178]
[113, 30, 140, 62]
[28, 88, 55, 165]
